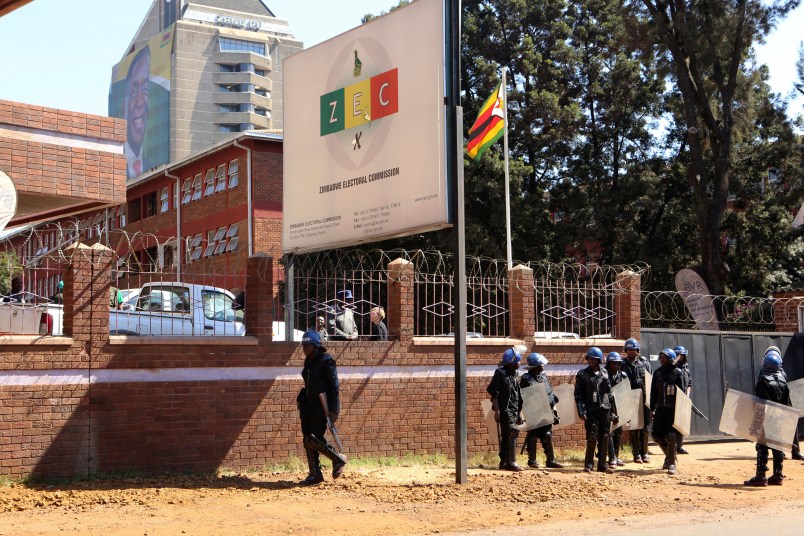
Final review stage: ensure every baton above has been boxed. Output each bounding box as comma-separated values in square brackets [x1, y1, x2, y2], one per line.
[318, 392, 345, 453]
[691, 402, 709, 421]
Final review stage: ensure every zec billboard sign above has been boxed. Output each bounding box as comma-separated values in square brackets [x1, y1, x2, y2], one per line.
[282, 0, 448, 253]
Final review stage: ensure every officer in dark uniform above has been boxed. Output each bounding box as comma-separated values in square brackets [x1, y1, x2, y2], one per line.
[487, 348, 524, 472]
[745, 349, 793, 486]
[606, 352, 627, 469]
[764, 346, 803, 461]
[575, 347, 615, 473]
[521, 352, 564, 469]
[296, 330, 346, 485]
[621, 337, 652, 463]
[650, 348, 684, 475]
[673, 345, 692, 455]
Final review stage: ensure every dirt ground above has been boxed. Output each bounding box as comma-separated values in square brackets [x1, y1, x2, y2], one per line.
[1, 441, 802, 536]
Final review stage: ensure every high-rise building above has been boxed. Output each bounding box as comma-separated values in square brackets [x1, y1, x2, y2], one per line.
[110, 0, 301, 181]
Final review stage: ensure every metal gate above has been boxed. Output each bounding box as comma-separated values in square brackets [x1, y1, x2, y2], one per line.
[640, 329, 801, 440]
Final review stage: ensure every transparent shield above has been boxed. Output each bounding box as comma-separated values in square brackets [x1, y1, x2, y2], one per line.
[517, 382, 554, 432]
[674, 390, 692, 437]
[480, 399, 499, 447]
[788, 378, 804, 415]
[718, 389, 799, 455]
[552, 383, 578, 430]
[611, 381, 638, 432]
[644, 371, 652, 408]
[622, 390, 645, 431]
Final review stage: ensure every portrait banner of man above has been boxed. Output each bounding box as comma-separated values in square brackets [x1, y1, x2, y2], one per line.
[109, 26, 174, 181]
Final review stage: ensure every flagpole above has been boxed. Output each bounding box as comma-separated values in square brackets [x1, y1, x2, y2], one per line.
[502, 68, 512, 270]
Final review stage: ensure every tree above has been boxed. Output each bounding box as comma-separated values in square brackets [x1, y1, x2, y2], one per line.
[797, 41, 804, 97]
[362, 1, 411, 23]
[636, 0, 801, 295]
[0, 251, 23, 296]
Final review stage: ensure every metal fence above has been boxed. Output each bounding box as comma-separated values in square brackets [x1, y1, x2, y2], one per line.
[641, 291, 804, 332]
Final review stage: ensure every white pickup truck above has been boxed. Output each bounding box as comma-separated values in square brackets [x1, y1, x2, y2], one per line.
[40, 282, 246, 336]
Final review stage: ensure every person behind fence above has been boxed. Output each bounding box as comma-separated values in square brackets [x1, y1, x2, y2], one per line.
[50, 280, 64, 304]
[296, 329, 346, 485]
[621, 337, 652, 464]
[2, 276, 24, 303]
[367, 306, 388, 341]
[673, 345, 692, 455]
[575, 347, 615, 473]
[316, 315, 329, 343]
[330, 290, 358, 341]
[606, 351, 627, 469]
[650, 348, 684, 475]
[744, 348, 793, 486]
[487, 347, 524, 472]
[520, 352, 563, 469]
[763, 345, 802, 461]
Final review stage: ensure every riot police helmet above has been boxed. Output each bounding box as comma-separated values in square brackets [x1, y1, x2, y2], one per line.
[673, 345, 688, 358]
[526, 352, 548, 368]
[585, 346, 604, 361]
[302, 330, 322, 347]
[606, 351, 623, 363]
[764, 346, 782, 362]
[501, 348, 522, 366]
[659, 348, 677, 364]
[762, 350, 782, 372]
[624, 338, 640, 352]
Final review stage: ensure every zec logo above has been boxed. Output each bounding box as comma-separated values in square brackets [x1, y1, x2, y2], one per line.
[319, 68, 398, 136]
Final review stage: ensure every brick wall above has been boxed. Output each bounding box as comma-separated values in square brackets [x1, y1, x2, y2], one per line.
[771, 290, 804, 333]
[0, 256, 640, 479]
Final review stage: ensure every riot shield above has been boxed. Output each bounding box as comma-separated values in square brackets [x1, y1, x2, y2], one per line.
[517, 382, 554, 432]
[622, 389, 644, 431]
[644, 371, 652, 408]
[718, 388, 800, 455]
[788, 378, 804, 415]
[552, 383, 578, 430]
[481, 399, 499, 447]
[673, 390, 692, 437]
[611, 381, 638, 432]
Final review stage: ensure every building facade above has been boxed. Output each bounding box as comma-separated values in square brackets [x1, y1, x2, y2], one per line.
[112, 0, 302, 180]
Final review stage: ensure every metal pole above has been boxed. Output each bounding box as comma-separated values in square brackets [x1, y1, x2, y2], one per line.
[446, 0, 467, 484]
[502, 68, 512, 270]
[285, 254, 295, 342]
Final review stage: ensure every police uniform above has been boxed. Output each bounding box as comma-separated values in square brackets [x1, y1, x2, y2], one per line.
[746, 363, 792, 485]
[606, 364, 628, 467]
[487, 362, 523, 471]
[621, 354, 652, 462]
[650, 357, 684, 473]
[521, 370, 562, 468]
[575, 365, 613, 472]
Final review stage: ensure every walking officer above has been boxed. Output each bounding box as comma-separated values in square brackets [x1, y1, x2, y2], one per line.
[764, 346, 802, 461]
[745, 348, 793, 486]
[650, 348, 684, 475]
[521, 353, 564, 469]
[296, 330, 346, 485]
[575, 347, 615, 473]
[487, 347, 524, 471]
[621, 337, 652, 463]
[673, 345, 692, 455]
[606, 352, 627, 469]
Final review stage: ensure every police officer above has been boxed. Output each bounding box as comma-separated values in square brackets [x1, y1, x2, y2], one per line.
[296, 330, 346, 485]
[488, 348, 524, 472]
[606, 352, 627, 469]
[650, 348, 684, 475]
[673, 345, 692, 455]
[620, 337, 652, 463]
[764, 346, 802, 461]
[575, 347, 614, 473]
[521, 353, 564, 469]
[745, 349, 793, 486]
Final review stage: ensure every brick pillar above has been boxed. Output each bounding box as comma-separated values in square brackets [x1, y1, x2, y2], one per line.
[387, 258, 414, 340]
[508, 264, 535, 340]
[245, 254, 274, 340]
[614, 270, 641, 339]
[63, 243, 111, 343]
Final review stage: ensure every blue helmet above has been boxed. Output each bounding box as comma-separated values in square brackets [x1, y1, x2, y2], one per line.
[606, 352, 622, 363]
[302, 330, 322, 347]
[585, 347, 604, 361]
[527, 352, 548, 367]
[765, 346, 781, 360]
[763, 350, 782, 372]
[624, 338, 640, 351]
[660, 348, 677, 364]
[673, 345, 688, 357]
[501, 348, 522, 366]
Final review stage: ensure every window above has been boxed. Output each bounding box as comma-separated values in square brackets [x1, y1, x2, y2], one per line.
[255, 88, 268, 97]
[219, 64, 236, 73]
[219, 104, 238, 113]
[160, 187, 169, 213]
[174, 183, 179, 209]
[215, 164, 227, 192]
[219, 124, 240, 133]
[190, 234, 203, 262]
[204, 169, 215, 196]
[225, 224, 239, 252]
[255, 69, 266, 77]
[228, 159, 239, 188]
[191, 173, 202, 201]
[144, 192, 157, 218]
[202, 290, 236, 322]
[181, 178, 192, 205]
[118, 205, 127, 228]
[219, 37, 265, 56]
[255, 107, 268, 117]
[204, 230, 216, 257]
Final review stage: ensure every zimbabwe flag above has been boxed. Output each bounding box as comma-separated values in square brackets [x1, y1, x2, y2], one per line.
[466, 80, 505, 161]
